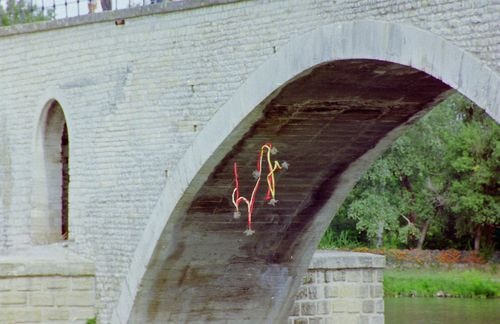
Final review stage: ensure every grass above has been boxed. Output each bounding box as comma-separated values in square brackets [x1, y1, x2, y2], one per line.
[318, 229, 361, 249]
[384, 269, 500, 298]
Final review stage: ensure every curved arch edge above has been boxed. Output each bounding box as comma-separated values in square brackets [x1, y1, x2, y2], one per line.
[30, 88, 73, 245]
[111, 19, 499, 323]
[33, 87, 74, 147]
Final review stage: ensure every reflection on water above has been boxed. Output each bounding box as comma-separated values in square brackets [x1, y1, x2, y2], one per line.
[385, 297, 500, 324]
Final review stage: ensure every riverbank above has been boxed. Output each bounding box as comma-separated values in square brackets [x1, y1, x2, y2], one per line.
[348, 248, 495, 269]
[384, 268, 500, 298]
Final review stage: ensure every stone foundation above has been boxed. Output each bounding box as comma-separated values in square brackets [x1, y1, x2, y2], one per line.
[289, 251, 385, 324]
[0, 248, 382, 323]
[0, 245, 95, 324]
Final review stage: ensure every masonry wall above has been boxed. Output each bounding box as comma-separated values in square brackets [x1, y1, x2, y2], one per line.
[289, 251, 385, 324]
[0, 246, 95, 323]
[0, 249, 382, 324]
[0, 0, 498, 322]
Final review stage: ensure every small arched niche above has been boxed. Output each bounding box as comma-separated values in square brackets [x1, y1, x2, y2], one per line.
[31, 100, 69, 244]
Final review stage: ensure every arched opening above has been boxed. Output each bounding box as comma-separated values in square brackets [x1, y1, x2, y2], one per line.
[114, 20, 499, 324]
[128, 59, 453, 322]
[31, 100, 70, 244]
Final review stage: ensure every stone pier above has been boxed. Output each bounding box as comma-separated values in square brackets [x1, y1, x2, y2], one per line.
[0, 246, 95, 324]
[289, 251, 385, 324]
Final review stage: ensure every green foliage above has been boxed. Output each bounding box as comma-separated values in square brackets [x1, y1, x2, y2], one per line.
[346, 193, 400, 246]
[0, 0, 53, 26]
[318, 229, 360, 249]
[384, 269, 500, 298]
[321, 93, 499, 251]
[86, 317, 96, 324]
[446, 105, 500, 239]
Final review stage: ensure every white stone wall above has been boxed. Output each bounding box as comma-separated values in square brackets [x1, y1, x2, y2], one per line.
[0, 246, 95, 323]
[290, 251, 385, 324]
[0, 0, 498, 322]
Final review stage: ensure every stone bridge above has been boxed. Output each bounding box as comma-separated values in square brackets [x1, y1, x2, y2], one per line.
[0, 0, 498, 323]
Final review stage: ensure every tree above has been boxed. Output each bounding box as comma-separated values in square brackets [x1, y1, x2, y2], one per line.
[328, 93, 499, 251]
[0, 0, 53, 26]
[445, 99, 500, 251]
[343, 99, 458, 249]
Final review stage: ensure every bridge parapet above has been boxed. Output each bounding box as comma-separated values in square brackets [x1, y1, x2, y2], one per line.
[0, 0, 239, 36]
[0, 0, 160, 20]
[290, 251, 385, 324]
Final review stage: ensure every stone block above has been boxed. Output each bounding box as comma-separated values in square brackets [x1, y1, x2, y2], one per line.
[30, 292, 54, 306]
[374, 298, 384, 313]
[331, 314, 361, 323]
[332, 299, 362, 313]
[359, 315, 370, 324]
[372, 256, 386, 268]
[296, 287, 308, 300]
[300, 301, 317, 316]
[43, 277, 69, 290]
[369, 314, 384, 324]
[356, 286, 371, 298]
[332, 270, 345, 282]
[303, 272, 315, 285]
[357, 256, 373, 267]
[309, 317, 325, 324]
[324, 285, 338, 298]
[292, 318, 308, 324]
[308, 286, 324, 299]
[12, 277, 42, 291]
[54, 292, 68, 307]
[0, 279, 11, 291]
[316, 270, 326, 284]
[43, 308, 70, 321]
[65, 291, 95, 306]
[362, 300, 374, 313]
[71, 277, 95, 291]
[346, 270, 361, 282]
[370, 284, 384, 298]
[0, 308, 41, 322]
[67, 307, 96, 320]
[316, 300, 331, 315]
[362, 270, 373, 283]
[0, 292, 27, 305]
[290, 302, 300, 316]
[337, 283, 356, 298]
[324, 271, 333, 283]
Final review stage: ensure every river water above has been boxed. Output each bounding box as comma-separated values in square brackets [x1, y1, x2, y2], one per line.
[385, 297, 500, 324]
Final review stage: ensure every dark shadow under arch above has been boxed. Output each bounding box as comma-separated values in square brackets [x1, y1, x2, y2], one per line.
[129, 59, 452, 322]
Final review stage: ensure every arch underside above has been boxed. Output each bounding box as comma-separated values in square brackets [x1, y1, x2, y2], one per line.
[130, 60, 451, 322]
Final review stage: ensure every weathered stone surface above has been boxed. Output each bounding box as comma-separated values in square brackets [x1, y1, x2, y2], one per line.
[0, 246, 96, 323]
[288, 251, 385, 324]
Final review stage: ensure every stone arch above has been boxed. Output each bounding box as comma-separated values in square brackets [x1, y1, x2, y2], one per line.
[31, 99, 70, 244]
[112, 20, 499, 323]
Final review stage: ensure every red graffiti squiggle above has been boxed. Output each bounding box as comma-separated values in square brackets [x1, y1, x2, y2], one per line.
[231, 143, 287, 235]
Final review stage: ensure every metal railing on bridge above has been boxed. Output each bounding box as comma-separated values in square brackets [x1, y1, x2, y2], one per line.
[0, 0, 167, 21]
